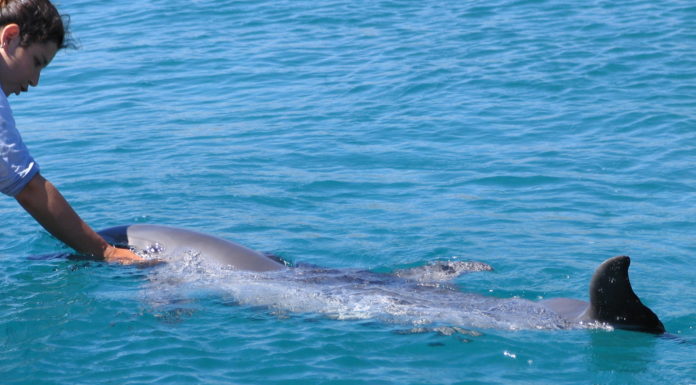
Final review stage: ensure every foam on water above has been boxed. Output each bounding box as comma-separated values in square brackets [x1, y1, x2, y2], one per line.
[138, 250, 601, 333]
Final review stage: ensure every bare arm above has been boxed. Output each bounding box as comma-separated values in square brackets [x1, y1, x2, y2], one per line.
[15, 173, 144, 264]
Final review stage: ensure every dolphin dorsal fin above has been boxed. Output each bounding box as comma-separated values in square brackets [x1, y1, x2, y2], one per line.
[586, 256, 664, 334]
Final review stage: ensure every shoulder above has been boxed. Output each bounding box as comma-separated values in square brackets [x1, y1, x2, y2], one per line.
[0, 92, 13, 122]
[0, 92, 18, 141]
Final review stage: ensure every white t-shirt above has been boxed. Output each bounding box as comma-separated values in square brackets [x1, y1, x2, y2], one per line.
[0, 92, 39, 196]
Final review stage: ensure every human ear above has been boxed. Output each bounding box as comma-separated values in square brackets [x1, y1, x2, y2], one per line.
[0, 24, 21, 50]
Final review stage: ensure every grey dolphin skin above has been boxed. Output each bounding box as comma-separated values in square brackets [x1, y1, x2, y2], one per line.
[100, 224, 286, 272]
[98, 224, 665, 334]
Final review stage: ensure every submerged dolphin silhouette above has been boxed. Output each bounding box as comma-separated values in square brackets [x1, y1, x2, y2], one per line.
[98, 224, 665, 334]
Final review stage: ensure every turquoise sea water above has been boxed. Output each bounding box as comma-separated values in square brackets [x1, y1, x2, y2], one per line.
[2, 0, 695, 383]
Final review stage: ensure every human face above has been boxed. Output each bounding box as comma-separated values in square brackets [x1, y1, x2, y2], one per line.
[0, 41, 58, 97]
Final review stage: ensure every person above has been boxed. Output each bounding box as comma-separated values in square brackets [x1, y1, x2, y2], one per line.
[0, 0, 144, 264]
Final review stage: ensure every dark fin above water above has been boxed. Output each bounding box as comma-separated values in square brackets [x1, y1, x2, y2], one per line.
[394, 260, 493, 282]
[585, 256, 665, 334]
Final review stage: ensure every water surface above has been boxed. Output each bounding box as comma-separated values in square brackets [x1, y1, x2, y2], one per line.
[1, 0, 694, 383]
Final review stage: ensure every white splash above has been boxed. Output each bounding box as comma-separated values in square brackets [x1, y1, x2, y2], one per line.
[138, 250, 597, 332]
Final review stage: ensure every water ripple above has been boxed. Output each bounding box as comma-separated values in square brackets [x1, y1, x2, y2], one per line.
[1, 0, 694, 383]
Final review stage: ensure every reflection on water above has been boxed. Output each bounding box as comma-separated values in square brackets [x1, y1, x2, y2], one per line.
[587, 329, 657, 381]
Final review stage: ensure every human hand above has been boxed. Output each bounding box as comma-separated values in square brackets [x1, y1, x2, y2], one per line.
[103, 245, 160, 266]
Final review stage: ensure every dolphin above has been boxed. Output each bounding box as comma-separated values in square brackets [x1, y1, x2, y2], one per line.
[98, 224, 665, 334]
[99, 224, 286, 272]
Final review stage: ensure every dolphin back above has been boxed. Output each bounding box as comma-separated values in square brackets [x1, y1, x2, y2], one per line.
[98, 224, 286, 272]
[584, 256, 665, 334]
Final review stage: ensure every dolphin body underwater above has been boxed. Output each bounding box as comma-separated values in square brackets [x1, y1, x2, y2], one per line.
[97, 224, 665, 334]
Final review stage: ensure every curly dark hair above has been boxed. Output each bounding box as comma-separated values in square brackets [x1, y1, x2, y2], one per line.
[0, 0, 74, 49]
